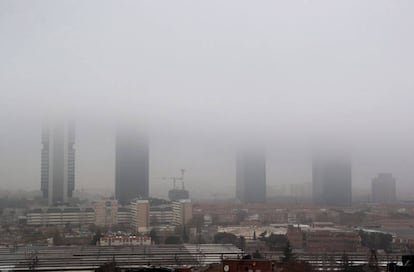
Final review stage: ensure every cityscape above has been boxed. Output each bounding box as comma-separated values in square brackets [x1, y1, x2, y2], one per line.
[1, 119, 414, 271]
[2, 1, 414, 272]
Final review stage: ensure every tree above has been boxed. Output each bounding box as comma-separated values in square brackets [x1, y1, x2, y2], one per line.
[91, 229, 102, 245]
[165, 235, 182, 244]
[214, 232, 238, 245]
[149, 228, 160, 244]
[182, 225, 189, 243]
[252, 250, 264, 259]
[359, 230, 393, 252]
[239, 236, 246, 251]
[282, 241, 296, 263]
[235, 209, 248, 223]
[53, 229, 64, 245]
[260, 234, 288, 250]
[341, 252, 351, 272]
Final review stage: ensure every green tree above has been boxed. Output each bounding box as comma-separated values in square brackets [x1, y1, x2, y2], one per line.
[91, 229, 102, 245]
[252, 250, 264, 259]
[341, 252, 352, 272]
[239, 236, 246, 251]
[282, 241, 296, 263]
[260, 234, 288, 250]
[359, 230, 393, 252]
[182, 225, 189, 243]
[149, 228, 160, 244]
[214, 232, 238, 245]
[165, 235, 182, 244]
[53, 229, 63, 245]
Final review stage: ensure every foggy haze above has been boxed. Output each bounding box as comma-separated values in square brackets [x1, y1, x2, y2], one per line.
[1, 1, 414, 198]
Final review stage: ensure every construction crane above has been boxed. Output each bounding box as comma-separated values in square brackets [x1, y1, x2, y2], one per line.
[159, 168, 186, 189]
[159, 169, 189, 201]
[160, 176, 182, 190]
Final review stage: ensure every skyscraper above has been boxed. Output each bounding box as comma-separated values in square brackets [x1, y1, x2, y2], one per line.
[312, 150, 352, 207]
[372, 173, 396, 203]
[236, 149, 266, 204]
[115, 126, 149, 204]
[41, 120, 75, 206]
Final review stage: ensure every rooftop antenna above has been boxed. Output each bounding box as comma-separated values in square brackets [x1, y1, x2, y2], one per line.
[180, 169, 186, 189]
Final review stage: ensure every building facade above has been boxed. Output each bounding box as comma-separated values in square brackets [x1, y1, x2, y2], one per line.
[312, 150, 352, 207]
[98, 235, 151, 246]
[26, 207, 94, 226]
[94, 200, 119, 227]
[150, 204, 174, 226]
[130, 199, 150, 233]
[172, 199, 193, 226]
[236, 149, 266, 204]
[115, 126, 149, 204]
[41, 120, 75, 206]
[372, 173, 397, 203]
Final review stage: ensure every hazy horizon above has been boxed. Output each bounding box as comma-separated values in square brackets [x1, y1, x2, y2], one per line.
[2, 1, 414, 199]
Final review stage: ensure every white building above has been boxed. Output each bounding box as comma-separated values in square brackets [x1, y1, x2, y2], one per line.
[130, 199, 150, 233]
[26, 207, 94, 226]
[172, 199, 192, 226]
[99, 235, 151, 246]
[150, 204, 174, 226]
[94, 200, 119, 227]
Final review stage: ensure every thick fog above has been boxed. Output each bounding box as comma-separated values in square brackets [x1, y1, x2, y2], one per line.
[1, 1, 414, 198]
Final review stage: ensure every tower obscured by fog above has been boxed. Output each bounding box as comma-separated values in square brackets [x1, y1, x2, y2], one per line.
[236, 149, 266, 204]
[115, 126, 149, 204]
[41, 120, 75, 206]
[312, 150, 352, 207]
[372, 173, 396, 203]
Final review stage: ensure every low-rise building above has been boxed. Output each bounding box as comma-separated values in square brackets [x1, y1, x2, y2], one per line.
[304, 227, 361, 252]
[26, 207, 94, 226]
[98, 235, 151, 246]
[150, 204, 174, 226]
[286, 224, 361, 252]
[117, 207, 131, 224]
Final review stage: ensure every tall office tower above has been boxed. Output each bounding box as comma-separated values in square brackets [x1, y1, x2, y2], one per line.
[236, 149, 266, 204]
[372, 173, 397, 203]
[41, 120, 75, 206]
[115, 126, 149, 204]
[312, 150, 352, 207]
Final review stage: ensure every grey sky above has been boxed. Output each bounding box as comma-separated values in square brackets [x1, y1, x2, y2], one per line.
[1, 1, 414, 198]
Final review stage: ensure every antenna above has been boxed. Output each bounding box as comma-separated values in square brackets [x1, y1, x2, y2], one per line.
[180, 169, 186, 190]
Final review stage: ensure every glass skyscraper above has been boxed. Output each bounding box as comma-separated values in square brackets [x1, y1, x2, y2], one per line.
[312, 150, 352, 207]
[41, 120, 75, 206]
[115, 126, 149, 204]
[236, 149, 266, 204]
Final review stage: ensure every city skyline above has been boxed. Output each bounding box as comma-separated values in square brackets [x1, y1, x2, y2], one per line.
[3, 118, 413, 201]
[2, 1, 414, 199]
[2, 1, 414, 269]
[32, 120, 405, 203]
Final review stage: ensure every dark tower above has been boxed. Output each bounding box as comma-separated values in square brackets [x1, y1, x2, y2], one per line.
[312, 150, 352, 207]
[236, 149, 266, 204]
[115, 126, 149, 204]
